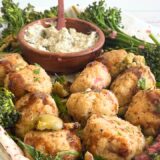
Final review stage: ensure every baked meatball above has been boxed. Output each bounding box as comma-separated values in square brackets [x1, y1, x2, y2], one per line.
[66, 89, 118, 123]
[125, 89, 160, 136]
[15, 92, 58, 138]
[97, 50, 145, 78]
[110, 66, 156, 115]
[24, 130, 82, 160]
[0, 53, 27, 85]
[4, 65, 52, 98]
[82, 115, 145, 160]
[70, 61, 111, 93]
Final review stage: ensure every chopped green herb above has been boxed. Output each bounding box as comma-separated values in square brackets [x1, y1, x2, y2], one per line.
[137, 77, 147, 90]
[117, 131, 122, 136]
[34, 77, 40, 82]
[33, 68, 40, 74]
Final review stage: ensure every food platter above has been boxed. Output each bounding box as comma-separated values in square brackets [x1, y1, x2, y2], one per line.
[0, 0, 160, 160]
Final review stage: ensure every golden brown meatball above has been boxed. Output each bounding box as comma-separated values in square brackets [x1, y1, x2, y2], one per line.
[24, 130, 82, 160]
[125, 89, 160, 136]
[70, 61, 111, 93]
[4, 65, 52, 98]
[15, 92, 58, 138]
[0, 53, 27, 85]
[82, 115, 145, 160]
[97, 50, 145, 78]
[110, 66, 156, 115]
[97, 49, 127, 77]
[66, 89, 118, 123]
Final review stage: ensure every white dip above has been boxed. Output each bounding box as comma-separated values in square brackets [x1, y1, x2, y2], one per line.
[24, 24, 98, 53]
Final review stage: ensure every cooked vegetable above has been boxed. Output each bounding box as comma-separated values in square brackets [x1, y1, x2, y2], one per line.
[0, 87, 19, 129]
[0, 0, 57, 52]
[52, 94, 68, 117]
[78, 0, 160, 86]
[13, 136, 79, 160]
[52, 74, 70, 97]
[137, 77, 147, 90]
[36, 114, 63, 131]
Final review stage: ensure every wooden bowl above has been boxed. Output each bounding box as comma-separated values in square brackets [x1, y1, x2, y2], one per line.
[18, 18, 105, 74]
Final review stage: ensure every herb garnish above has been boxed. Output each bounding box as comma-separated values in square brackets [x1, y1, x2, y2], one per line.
[138, 77, 147, 90]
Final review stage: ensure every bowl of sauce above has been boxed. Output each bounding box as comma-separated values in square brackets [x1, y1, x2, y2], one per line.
[18, 18, 105, 73]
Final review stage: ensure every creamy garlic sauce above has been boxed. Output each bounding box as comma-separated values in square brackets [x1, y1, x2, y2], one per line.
[24, 24, 98, 53]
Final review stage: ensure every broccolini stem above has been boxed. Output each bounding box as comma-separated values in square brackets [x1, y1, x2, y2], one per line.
[149, 33, 160, 45]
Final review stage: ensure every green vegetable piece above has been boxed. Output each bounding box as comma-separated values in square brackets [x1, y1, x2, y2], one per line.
[34, 77, 40, 82]
[33, 68, 40, 74]
[0, 87, 19, 128]
[137, 77, 147, 90]
[52, 94, 68, 116]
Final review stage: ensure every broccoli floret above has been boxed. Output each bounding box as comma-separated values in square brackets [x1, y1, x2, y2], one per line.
[0, 87, 19, 129]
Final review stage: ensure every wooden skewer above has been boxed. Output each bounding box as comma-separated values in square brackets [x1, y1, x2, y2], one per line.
[56, 0, 66, 30]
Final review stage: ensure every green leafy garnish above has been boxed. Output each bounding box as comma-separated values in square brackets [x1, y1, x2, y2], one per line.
[0, 87, 19, 128]
[137, 77, 147, 90]
[52, 94, 68, 116]
[13, 136, 79, 160]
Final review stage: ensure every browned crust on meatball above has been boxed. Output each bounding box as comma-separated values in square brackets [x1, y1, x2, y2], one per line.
[24, 130, 82, 160]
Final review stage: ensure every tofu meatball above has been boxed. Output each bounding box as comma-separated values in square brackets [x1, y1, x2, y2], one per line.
[15, 92, 58, 138]
[110, 66, 156, 115]
[4, 65, 52, 98]
[125, 89, 160, 136]
[66, 89, 118, 123]
[82, 115, 145, 160]
[97, 50, 145, 78]
[70, 61, 111, 93]
[24, 130, 82, 160]
[0, 53, 27, 85]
